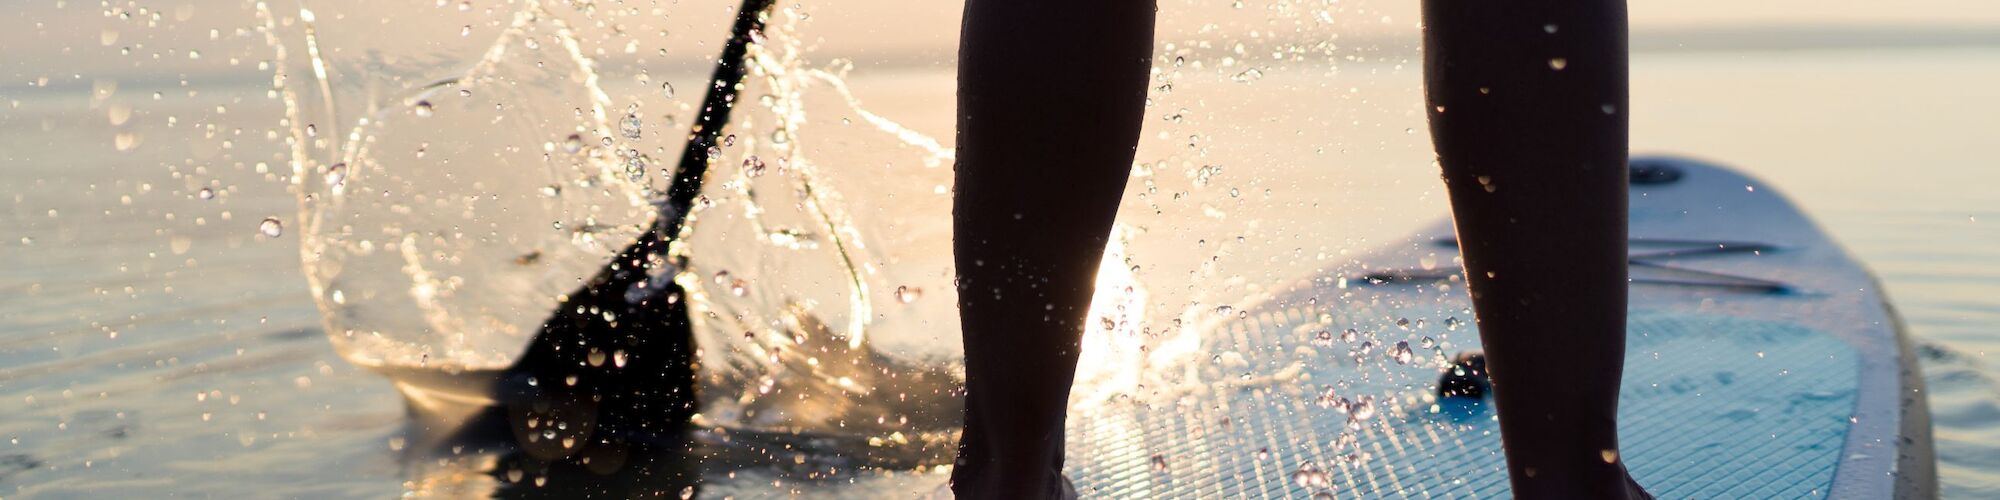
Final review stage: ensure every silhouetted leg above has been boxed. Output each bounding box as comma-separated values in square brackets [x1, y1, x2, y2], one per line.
[1421, 1, 1648, 498]
[950, 0, 1154, 498]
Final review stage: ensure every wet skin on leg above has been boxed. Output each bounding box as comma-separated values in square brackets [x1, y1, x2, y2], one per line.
[950, 0, 1156, 497]
[1422, 0, 1649, 498]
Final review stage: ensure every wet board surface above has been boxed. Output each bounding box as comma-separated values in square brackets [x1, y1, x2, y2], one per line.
[1057, 157, 1935, 499]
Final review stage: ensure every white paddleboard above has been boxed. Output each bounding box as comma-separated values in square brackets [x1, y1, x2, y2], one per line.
[1055, 157, 1937, 499]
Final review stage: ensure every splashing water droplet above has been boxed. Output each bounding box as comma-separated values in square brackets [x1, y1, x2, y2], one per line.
[1390, 341, 1414, 364]
[324, 163, 347, 187]
[258, 218, 283, 237]
[620, 113, 642, 139]
[1312, 330, 1335, 347]
[1291, 462, 1329, 488]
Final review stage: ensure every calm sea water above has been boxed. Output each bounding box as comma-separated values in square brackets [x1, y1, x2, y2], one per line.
[3, 39, 1997, 498]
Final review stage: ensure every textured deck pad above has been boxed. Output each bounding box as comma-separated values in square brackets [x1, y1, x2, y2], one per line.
[1062, 310, 1859, 498]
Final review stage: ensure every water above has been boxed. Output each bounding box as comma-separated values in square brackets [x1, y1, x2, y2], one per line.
[4, 2, 2000, 498]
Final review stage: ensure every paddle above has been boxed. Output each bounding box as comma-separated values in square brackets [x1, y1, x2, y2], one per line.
[497, 0, 780, 444]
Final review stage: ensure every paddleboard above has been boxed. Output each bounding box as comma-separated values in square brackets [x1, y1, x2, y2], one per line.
[1056, 156, 1937, 499]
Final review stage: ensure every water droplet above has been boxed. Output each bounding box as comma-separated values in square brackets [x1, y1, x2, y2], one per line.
[894, 285, 922, 304]
[661, 82, 676, 99]
[1544, 23, 1559, 34]
[304, 124, 317, 137]
[1445, 317, 1462, 331]
[613, 350, 629, 368]
[507, 469, 525, 482]
[1340, 328, 1359, 342]
[324, 163, 347, 187]
[1150, 454, 1169, 472]
[1601, 103, 1618, 115]
[1390, 341, 1414, 364]
[258, 218, 283, 237]
[1601, 449, 1619, 463]
[1395, 317, 1411, 330]
[1351, 396, 1377, 420]
[680, 486, 695, 499]
[1420, 336, 1436, 349]
[742, 155, 767, 177]
[1256, 448, 1270, 461]
[562, 134, 584, 154]
[1291, 462, 1329, 488]
[1312, 330, 1335, 347]
[1215, 305, 1234, 316]
[587, 349, 607, 367]
[413, 100, 433, 117]
[458, 89, 472, 97]
[1312, 493, 1335, 500]
[730, 279, 749, 297]
[624, 155, 646, 181]
[1548, 58, 1568, 70]
[620, 113, 642, 139]
[197, 187, 215, 200]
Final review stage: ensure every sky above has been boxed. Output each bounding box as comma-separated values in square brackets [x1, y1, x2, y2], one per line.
[6, 0, 2000, 88]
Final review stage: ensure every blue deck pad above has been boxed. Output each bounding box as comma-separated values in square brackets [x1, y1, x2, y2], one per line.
[1062, 310, 1859, 499]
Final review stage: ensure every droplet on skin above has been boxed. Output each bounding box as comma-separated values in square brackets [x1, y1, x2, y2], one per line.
[258, 218, 283, 237]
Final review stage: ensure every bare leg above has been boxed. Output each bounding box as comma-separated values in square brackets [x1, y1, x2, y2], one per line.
[1421, 1, 1648, 498]
[950, 0, 1155, 498]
